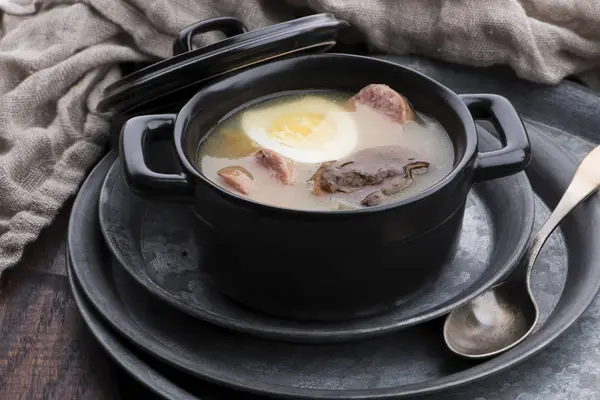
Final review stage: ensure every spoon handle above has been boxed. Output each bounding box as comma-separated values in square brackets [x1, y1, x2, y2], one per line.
[521, 146, 600, 275]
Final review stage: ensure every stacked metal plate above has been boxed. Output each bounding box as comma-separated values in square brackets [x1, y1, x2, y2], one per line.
[67, 51, 600, 400]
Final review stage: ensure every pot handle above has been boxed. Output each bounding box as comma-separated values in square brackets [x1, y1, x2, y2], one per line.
[173, 17, 248, 55]
[120, 114, 194, 203]
[460, 94, 531, 182]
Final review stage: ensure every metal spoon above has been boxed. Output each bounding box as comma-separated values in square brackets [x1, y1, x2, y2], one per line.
[443, 144, 600, 359]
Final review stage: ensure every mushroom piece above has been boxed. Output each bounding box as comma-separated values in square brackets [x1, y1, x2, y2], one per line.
[310, 146, 430, 207]
[360, 161, 429, 206]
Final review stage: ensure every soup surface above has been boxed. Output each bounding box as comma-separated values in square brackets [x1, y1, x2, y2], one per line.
[196, 84, 454, 211]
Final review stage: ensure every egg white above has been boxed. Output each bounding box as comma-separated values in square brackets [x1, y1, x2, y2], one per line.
[240, 96, 358, 163]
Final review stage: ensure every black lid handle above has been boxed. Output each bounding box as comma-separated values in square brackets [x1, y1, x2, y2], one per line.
[173, 17, 248, 55]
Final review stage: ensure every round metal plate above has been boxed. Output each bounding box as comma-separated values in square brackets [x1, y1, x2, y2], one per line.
[97, 149, 533, 342]
[68, 122, 600, 398]
[66, 252, 200, 400]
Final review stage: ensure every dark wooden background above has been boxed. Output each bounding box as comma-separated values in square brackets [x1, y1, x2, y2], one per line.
[0, 201, 161, 400]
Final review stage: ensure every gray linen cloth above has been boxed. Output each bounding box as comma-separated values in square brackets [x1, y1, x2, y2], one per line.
[0, 0, 599, 277]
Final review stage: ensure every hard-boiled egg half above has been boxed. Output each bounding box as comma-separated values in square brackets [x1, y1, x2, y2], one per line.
[240, 96, 358, 163]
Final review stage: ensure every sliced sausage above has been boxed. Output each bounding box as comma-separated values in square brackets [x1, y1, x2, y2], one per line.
[348, 84, 415, 124]
[254, 149, 295, 185]
[217, 166, 254, 195]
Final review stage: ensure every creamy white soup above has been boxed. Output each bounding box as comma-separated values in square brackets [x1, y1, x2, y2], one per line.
[196, 84, 454, 211]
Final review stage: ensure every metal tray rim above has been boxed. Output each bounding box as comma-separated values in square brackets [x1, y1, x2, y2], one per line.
[68, 122, 600, 398]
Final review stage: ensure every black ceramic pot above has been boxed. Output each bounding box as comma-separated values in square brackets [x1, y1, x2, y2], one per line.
[120, 54, 531, 321]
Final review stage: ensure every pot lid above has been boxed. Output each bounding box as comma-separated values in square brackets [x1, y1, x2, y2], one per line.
[98, 14, 349, 114]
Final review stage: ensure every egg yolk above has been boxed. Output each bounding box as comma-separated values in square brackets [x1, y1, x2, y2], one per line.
[267, 113, 336, 149]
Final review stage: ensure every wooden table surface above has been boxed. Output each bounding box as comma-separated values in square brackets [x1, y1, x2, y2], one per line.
[0, 201, 162, 400]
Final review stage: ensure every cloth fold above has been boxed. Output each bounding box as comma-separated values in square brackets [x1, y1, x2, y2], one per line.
[1, 0, 600, 277]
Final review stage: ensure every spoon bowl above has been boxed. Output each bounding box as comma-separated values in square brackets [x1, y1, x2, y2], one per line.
[444, 280, 537, 358]
[444, 144, 600, 359]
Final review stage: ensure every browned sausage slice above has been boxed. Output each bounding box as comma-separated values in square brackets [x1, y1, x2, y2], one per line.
[348, 84, 415, 124]
[217, 166, 254, 195]
[254, 149, 295, 185]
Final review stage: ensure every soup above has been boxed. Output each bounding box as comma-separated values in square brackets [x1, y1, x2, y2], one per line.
[196, 84, 454, 211]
